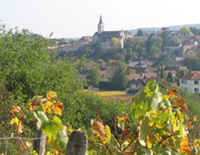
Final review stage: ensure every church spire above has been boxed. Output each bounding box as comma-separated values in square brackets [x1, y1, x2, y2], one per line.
[99, 15, 103, 24]
[98, 15, 104, 34]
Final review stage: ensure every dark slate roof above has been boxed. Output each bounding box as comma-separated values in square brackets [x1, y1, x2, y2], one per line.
[128, 79, 145, 88]
[99, 15, 103, 24]
[180, 71, 200, 80]
[94, 31, 122, 42]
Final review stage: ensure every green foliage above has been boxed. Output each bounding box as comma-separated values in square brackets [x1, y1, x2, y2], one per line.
[111, 61, 129, 90]
[110, 37, 119, 48]
[180, 27, 191, 34]
[167, 72, 173, 82]
[146, 37, 163, 51]
[190, 27, 200, 35]
[0, 23, 83, 103]
[88, 80, 191, 154]
[183, 56, 200, 71]
[86, 67, 101, 87]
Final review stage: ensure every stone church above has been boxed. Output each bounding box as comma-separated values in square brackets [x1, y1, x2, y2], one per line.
[93, 15, 133, 50]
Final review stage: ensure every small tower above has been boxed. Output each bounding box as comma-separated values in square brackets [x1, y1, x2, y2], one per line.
[98, 15, 104, 34]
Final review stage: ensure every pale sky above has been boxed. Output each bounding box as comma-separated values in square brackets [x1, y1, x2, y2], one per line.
[0, 0, 199, 38]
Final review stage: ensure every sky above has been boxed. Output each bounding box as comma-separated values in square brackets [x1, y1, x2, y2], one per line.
[0, 0, 200, 38]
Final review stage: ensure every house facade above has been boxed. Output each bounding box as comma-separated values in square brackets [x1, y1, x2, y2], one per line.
[93, 15, 133, 49]
[179, 71, 200, 93]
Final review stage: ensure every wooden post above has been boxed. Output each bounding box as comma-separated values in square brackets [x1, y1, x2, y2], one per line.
[34, 130, 47, 155]
[66, 130, 88, 155]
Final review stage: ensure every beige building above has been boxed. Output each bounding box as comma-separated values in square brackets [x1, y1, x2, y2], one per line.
[58, 36, 92, 52]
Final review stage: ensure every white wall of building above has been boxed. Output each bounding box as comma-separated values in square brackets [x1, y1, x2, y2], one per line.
[179, 79, 200, 93]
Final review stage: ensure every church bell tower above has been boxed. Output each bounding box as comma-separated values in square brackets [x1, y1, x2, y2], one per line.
[98, 15, 104, 34]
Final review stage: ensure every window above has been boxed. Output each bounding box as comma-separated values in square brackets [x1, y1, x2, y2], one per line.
[194, 81, 199, 85]
[194, 88, 199, 93]
[181, 79, 187, 84]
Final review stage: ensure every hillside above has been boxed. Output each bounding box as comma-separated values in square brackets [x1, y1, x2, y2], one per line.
[130, 23, 200, 35]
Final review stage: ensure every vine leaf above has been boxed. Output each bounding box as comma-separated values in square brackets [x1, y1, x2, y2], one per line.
[9, 106, 21, 115]
[121, 129, 132, 142]
[167, 89, 178, 99]
[144, 79, 157, 96]
[36, 111, 49, 129]
[28, 95, 45, 111]
[43, 116, 63, 137]
[146, 134, 153, 149]
[104, 125, 111, 144]
[42, 101, 53, 114]
[139, 117, 152, 146]
[10, 117, 23, 134]
[149, 92, 162, 110]
[173, 96, 188, 113]
[46, 91, 57, 100]
[180, 136, 191, 155]
[53, 101, 64, 116]
[91, 119, 107, 141]
[193, 116, 198, 122]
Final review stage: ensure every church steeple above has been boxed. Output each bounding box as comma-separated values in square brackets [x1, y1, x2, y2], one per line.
[98, 15, 104, 34]
[99, 15, 103, 24]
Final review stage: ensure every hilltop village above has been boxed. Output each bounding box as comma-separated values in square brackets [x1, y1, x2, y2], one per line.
[48, 16, 200, 94]
[2, 15, 200, 155]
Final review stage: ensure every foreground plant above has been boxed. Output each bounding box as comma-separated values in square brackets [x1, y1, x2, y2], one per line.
[9, 91, 67, 154]
[7, 80, 200, 155]
[87, 80, 191, 154]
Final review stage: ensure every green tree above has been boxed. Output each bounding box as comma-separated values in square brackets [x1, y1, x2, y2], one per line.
[124, 37, 147, 58]
[146, 37, 163, 51]
[111, 61, 129, 90]
[114, 53, 125, 62]
[110, 37, 119, 48]
[190, 27, 200, 35]
[167, 72, 173, 82]
[86, 67, 101, 87]
[183, 56, 200, 71]
[180, 27, 191, 34]
[180, 70, 184, 77]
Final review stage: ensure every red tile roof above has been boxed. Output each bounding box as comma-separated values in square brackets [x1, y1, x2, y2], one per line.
[180, 71, 200, 80]
[61, 44, 72, 47]
[196, 35, 200, 39]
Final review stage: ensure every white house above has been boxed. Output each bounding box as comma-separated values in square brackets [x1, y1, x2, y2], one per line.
[179, 71, 200, 93]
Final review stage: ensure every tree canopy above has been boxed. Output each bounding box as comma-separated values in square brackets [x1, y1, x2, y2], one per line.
[86, 67, 101, 87]
[180, 27, 191, 34]
[111, 61, 129, 90]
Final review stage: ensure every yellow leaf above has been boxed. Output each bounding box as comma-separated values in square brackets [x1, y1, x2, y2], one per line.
[155, 135, 162, 142]
[194, 139, 200, 148]
[146, 135, 153, 149]
[180, 136, 191, 155]
[51, 149, 59, 155]
[10, 117, 23, 134]
[193, 116, 198, 122]
[42, 101, 53, 114]
[10, 117, 19, 125]
[46, 91, 57, 100]
[53, 101, 64, 115]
